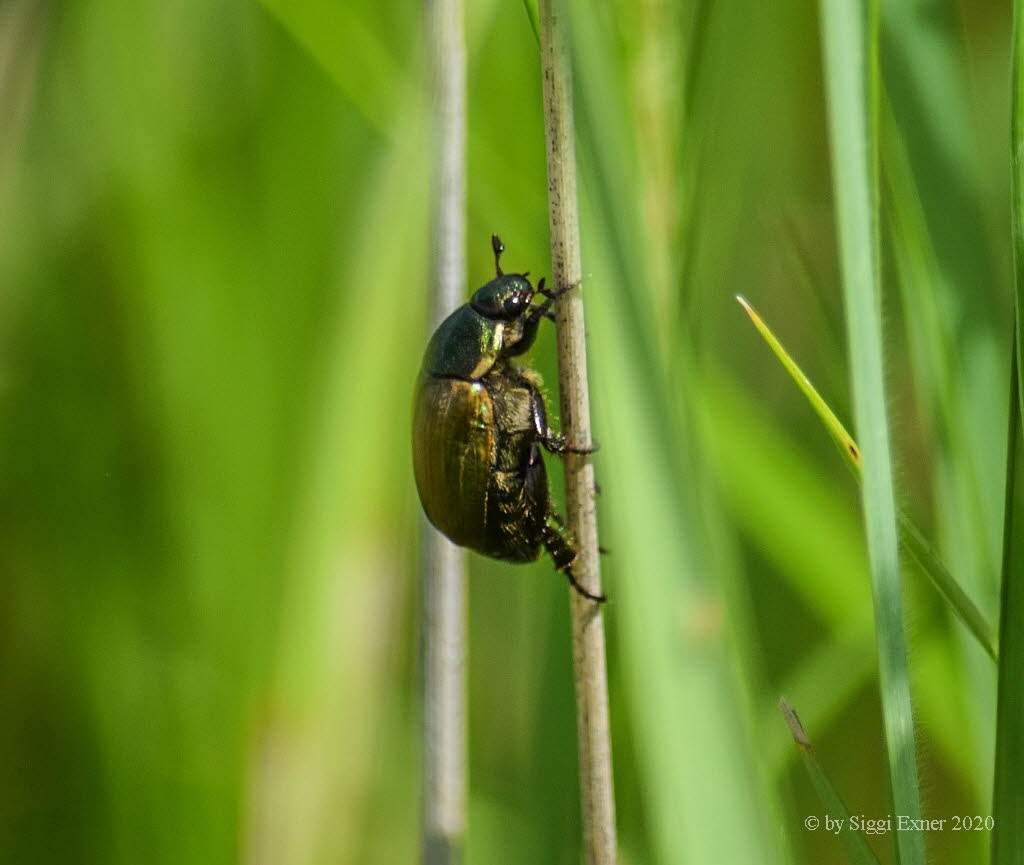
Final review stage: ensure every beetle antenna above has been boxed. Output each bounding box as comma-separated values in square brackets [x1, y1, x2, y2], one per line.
[491, 234, 505, 276]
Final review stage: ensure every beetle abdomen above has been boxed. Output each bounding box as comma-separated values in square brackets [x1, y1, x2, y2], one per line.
[485, 457, 547, 563]
[481, 369, 549, 561]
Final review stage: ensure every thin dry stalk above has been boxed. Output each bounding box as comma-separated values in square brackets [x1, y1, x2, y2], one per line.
[538, 1, 618, 863]
[421, 0, 467, 862]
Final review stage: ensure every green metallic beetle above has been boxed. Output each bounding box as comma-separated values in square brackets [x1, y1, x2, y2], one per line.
[413, 235, 604, 601]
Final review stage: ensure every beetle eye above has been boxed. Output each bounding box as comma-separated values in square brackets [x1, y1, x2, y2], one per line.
[503, 294, 523, 316]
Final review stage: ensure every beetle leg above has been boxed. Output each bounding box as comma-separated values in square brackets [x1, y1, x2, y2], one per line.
[524, 373, 600, 455]
[505, 277, 580, 359]
[542, 515, 606, 602]
[540, 419, 601, 456]
[549, 509, 607, 553]
[523, 278, 579, 335]
[533, 276, 578, 303]
[536, 277, 580, 300]
[543, 433, 600, 456]
[541, 515, 574, 571]
[526, 377, 550, 438]
[526, 278, 571, 323]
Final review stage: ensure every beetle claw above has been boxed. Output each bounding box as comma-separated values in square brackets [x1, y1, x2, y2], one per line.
[537, 277, 581, 301]
[563, 567, 607, 603]
[546, 435, 600, 456]
[542, 279, 580, 301]
[528, 277, 582, 326]
[543, 431, 567, 453]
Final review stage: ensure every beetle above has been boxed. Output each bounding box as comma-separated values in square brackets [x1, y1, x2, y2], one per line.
[413, 235, 604, 602]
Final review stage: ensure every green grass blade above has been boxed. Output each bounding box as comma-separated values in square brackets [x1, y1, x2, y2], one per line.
[882, 95, 1002, 604]
[993, 6, 1024, 858]
[779, 699, 882, 865]
[738, 297, 998, 661]
[897, 512, 998, 661]
[818, 2, 925, 863]
[520, 0, 540, 46]
[992, 359, 1024, 865]
[568, 4, 783, 862]
[256, 0, 405, 136]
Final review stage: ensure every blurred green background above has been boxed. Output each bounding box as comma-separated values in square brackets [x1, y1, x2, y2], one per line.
[0, 1, 1013, 863]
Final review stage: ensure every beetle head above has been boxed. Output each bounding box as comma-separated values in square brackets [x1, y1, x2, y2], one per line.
[470, 274, 536, 322]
